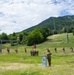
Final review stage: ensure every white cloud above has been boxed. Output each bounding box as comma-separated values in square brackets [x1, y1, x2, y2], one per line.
[0, 0, 74, 34]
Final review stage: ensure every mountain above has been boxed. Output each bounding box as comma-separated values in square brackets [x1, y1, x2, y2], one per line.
[22, 15, 74, 32]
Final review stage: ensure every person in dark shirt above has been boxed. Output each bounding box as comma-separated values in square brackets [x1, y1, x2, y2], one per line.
[30, 49, 35, 56]
[46, 48, 52, 66]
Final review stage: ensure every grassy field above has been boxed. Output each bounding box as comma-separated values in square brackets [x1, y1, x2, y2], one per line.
[0, 33, 74, 75]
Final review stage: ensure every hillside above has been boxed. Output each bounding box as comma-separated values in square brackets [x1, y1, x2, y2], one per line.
[23, 15, 74, 32]
[0, 33, 74, 75]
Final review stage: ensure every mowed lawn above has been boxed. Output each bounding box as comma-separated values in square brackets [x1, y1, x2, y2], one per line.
[0, 33, 74, 75]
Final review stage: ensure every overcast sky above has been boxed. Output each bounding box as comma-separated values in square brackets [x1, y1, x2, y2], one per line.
[0, 0, 74, 34]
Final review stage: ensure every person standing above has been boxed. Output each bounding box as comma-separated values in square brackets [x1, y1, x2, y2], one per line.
[46, 48, 52, 66]
[33, 43, 36, 49]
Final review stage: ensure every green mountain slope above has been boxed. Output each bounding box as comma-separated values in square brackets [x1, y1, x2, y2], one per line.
[23, 15, 74, 32]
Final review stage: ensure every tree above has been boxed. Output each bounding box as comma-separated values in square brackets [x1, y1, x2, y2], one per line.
[0, 33, 9, 43]
[8, 32, 17, 46]
[22, 32, 28, 44]
[39, 27, 50, 41]
[26, 29, 44, 46]
[9, 32, 17, 40]
[1, 33, 9, 40]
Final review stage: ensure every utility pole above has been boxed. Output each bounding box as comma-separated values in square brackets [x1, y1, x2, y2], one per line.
[66, 32, 69, 43]
[65, 17, 69, 43]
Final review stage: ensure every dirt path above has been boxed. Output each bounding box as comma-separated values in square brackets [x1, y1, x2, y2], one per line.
[0, 63, 41, 70]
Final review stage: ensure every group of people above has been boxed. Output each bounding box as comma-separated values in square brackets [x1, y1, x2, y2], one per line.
[0, 45, 73, 67]
[30, 43, 39, 56]
[0, 47, 51, 67]
[30, 49, 39, 56]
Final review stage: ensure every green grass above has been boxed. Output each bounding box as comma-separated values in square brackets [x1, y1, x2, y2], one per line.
[38, 33, 74, 48]
[0, 33, 74, 75]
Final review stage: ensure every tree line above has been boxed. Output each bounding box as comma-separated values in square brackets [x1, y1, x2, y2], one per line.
[0, 27, 74, 46]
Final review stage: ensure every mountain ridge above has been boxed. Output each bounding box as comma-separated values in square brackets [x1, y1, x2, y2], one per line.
[22, 15, 74, 33]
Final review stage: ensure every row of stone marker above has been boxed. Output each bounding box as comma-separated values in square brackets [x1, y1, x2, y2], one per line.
[0, 48, 39, 56]
[54, 47, 74, 53]
[0, 47, 74, 54]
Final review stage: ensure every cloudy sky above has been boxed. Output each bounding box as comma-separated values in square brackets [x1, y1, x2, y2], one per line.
[0, 0, 74, 34]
